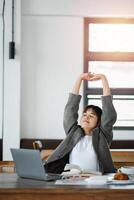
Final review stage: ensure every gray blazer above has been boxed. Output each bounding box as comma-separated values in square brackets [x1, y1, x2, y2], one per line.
[45, 93, 117, 174]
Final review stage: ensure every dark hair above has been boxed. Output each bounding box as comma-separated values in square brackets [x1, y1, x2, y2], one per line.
[83, 105, 102, 124]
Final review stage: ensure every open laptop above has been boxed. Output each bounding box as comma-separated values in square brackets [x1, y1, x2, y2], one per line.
[10, 148, 62, 181]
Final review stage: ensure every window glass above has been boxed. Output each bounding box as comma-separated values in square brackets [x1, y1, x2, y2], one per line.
[85, 18, 134, 143]
[88, 61, 134, 88]
[87, 95, 134, 127]
[89, 24, 134, 52]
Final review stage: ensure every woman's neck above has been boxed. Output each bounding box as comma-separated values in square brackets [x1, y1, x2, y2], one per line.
[83, 128, 92, 135]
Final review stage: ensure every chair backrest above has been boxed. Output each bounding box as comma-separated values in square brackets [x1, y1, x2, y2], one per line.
[33, 140, 42, 151]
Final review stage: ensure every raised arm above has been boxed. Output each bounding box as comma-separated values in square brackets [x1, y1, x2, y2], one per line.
[72, 72, 94, 95]
[88, 73, 111, 96]
[72, 72, 111, 96]
[90, 73, 117, 143]
[63, 73, 93, 134]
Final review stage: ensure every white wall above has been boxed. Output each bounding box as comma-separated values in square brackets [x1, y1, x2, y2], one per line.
[21, 0, 134, 140]
[22, 0, 134, 16]
[21, 1, 84, 140]
[21, 16, 83, 139]
[0, 0, 3, 140]
[0, 0, 21, 160]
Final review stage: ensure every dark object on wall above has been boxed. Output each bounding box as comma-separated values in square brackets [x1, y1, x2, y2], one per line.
[20, 139, 134, 150]
[20, 139, 62, 150]
[110, 140, 134, 149]
[9, 0, 15, 59]
[9, 41, 15, 59]
[0, 139, 134, 161]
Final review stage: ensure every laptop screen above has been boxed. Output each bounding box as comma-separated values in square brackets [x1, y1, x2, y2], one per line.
[11, 148, 48, 180]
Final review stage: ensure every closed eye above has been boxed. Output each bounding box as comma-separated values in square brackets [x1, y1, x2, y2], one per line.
[83, 113, 96, 118]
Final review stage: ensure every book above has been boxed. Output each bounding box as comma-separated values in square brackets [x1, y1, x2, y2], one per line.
[61, 163, 102, 177]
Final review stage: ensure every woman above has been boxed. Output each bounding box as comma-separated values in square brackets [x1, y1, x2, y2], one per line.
[44, 72, 117, 174]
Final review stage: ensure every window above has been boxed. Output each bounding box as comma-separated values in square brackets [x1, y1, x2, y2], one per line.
[84, 18, 134, 148]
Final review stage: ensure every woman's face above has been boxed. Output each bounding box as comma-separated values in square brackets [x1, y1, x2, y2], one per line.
[80, 108, 98, 132]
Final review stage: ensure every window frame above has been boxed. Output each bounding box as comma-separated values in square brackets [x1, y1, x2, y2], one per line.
[83, 17, 134, 147]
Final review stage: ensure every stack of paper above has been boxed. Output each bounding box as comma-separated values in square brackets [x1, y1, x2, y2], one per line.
[55, 175, 108, 185]
[61, 163, 102, 177]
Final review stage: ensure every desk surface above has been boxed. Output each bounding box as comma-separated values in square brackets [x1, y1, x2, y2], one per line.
[0, 173, 134, 200]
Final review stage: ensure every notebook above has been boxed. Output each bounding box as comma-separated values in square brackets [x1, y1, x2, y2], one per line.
[10, 148, 62, 181]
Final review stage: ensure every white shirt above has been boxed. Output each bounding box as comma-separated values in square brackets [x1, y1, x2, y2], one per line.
[69, 135, 99, 171]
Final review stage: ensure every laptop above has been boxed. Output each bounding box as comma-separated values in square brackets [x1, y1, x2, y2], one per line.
[10, 148, 62, 181]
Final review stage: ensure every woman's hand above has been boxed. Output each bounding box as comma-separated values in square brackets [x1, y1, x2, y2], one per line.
[80, 72, 106, 81]
[72, 72, 110, 96]
[80, 72, 110, 96]
[72, 72, 94, 95]
[80, 72, 95, 81]
[87, 73, 106, 81]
